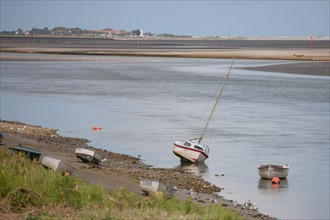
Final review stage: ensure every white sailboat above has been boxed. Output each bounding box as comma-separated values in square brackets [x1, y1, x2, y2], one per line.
[173, 59, 235, 163]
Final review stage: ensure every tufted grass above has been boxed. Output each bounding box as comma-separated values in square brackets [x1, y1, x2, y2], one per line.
[0, 149, 244, 219]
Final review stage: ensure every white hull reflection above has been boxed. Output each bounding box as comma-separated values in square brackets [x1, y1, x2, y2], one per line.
[258, 178, 289, 196]
[175, 163, 209, 176]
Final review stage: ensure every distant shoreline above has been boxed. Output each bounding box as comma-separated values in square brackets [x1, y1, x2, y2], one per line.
[1, 34, 329, 40]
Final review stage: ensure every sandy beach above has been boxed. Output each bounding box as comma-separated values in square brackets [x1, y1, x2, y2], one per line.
[0, 120, 276, 220]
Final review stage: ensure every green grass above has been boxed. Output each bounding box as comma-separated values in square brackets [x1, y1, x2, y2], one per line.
[0, 149, 244, 219]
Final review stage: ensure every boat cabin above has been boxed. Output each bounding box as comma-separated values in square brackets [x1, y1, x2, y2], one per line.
[183, 140, 210, 155]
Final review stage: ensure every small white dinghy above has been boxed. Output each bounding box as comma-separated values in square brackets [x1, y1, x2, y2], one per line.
[75, 147, 106, 165]
[140, 179, 176, 196]
[39, 155, 75, 176]
[258, 164, 289, 179]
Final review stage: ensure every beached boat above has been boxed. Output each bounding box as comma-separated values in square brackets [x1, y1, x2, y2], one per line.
[173, 139, 210, 163]
[258, 164, 289, 179]
[75, 147, 106, 164]
[0, 132, 4, 144]
[140, 179, 176, 196]
[10, 145, 42, 160]
[39, 155, 75, 175]
[173, 59, 235, 163]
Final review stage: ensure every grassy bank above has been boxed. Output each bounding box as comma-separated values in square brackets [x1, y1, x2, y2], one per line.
[0, 149, 243, 220]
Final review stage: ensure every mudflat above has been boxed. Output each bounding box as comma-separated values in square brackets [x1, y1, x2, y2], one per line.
[0, 120, 276, 220]
[240, 61, 330, 76]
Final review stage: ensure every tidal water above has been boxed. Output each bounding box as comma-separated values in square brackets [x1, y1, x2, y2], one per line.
[1, 54, 329, 219]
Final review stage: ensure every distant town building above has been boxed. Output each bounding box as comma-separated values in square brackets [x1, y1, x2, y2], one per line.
[93, 29, 129, 37]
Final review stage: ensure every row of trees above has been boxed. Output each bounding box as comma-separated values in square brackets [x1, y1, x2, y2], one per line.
[1, 27, 129, 37]
[0, 27, 193, 38]
[30, 27, 96, 36]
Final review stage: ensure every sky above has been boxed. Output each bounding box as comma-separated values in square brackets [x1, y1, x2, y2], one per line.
[0, 0, 329, 37]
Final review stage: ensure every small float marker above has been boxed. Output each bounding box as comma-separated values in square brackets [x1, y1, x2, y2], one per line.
[310, 36, 313, 57]
[92, 126, 102, 131]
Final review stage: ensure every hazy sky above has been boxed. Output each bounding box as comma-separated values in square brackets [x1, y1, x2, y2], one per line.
[1, 0, 329, 36]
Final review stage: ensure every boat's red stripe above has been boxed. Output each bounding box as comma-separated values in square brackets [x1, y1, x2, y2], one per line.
[173, 143, 209, 158]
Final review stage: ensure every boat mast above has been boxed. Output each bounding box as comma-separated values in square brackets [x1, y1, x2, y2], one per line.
[198, 59, 235, 144]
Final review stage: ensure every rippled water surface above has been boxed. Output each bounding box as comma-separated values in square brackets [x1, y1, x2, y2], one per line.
[1, 55, 329, 219]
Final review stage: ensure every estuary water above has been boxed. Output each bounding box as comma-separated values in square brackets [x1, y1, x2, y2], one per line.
[1, 54, 329, 219]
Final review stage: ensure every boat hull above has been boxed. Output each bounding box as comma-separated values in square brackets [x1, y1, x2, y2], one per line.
[173, 141, 208, 163]
[39, 155, 75, 175]
[140, 179, 176, 196]
[258, 164, 289, 179]
[75, 147, 105, 164]
[10, 145, 42, 161]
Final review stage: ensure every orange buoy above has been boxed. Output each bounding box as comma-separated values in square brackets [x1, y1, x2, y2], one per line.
[272, 177, 280, 184]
